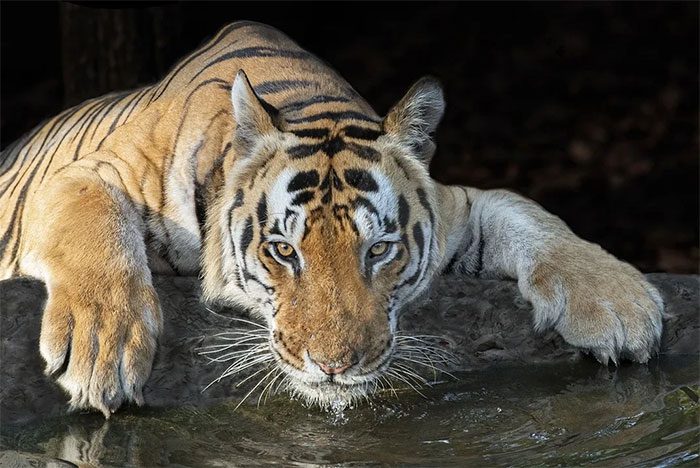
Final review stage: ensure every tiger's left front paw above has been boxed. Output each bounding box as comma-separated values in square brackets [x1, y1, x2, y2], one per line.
[524, 241, 664, 364]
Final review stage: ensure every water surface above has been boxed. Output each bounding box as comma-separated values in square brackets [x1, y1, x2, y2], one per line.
[2, 356, 698, 466]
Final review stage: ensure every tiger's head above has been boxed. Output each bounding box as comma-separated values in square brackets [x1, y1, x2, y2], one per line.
[202, 70, 447, 406]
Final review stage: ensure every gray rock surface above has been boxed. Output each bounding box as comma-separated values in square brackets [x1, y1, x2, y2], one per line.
[1, 273, 698, 426]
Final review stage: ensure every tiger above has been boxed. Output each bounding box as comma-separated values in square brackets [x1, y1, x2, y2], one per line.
[0, 21, 664, 417]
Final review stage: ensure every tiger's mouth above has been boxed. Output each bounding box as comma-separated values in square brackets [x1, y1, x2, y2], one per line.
[199, 316, 454, 409]
[268, 342, 393, 407]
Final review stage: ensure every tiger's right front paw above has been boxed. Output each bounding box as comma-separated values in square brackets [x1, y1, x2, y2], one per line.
[40, 279, 162, 417]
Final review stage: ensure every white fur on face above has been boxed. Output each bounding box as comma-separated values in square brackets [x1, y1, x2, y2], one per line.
[266, 168, 308, 246]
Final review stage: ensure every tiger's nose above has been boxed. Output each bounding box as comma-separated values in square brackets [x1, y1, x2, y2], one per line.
[310, 356, 355, 375]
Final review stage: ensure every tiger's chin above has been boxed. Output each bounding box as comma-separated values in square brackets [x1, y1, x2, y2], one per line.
[285, 377, 376, 410]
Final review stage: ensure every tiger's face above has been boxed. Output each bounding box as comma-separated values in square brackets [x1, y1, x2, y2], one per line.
[203, 71, 446, 406]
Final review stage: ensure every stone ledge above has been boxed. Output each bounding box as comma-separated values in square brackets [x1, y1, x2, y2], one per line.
[1, 273, 697, 426]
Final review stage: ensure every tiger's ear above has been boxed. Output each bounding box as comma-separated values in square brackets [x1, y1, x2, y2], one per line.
[382, 76, 445, 166]
[231, 70, 282, 154]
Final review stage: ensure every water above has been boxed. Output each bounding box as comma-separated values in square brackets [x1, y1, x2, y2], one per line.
[2, 356, 698, 466]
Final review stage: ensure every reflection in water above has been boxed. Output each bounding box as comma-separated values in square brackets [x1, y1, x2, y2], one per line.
[2, 357, 698, 466]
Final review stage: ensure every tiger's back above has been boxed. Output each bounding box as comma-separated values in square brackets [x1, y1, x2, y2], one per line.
[0, 21, 377, 278]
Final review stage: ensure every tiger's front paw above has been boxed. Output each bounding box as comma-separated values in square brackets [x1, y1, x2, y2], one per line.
[525, 241, 664, 364]
[39, 279, 162, 417]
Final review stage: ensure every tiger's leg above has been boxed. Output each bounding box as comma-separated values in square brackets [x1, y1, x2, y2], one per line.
[20, 158, 161, 417]
[436, 185, 663, 364]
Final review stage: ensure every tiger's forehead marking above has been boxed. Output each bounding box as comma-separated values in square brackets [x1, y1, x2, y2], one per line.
[286, 122, 384, 162]
[251, 118, 411, 249]
[263, 158, 399, 246]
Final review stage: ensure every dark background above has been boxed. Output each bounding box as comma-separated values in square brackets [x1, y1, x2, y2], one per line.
[1, 2, 698, 273]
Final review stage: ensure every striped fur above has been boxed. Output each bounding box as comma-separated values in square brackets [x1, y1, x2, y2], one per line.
[0, 21, 664, 416]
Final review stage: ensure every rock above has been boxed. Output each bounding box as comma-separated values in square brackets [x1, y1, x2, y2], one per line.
[1, 273, 697, 426]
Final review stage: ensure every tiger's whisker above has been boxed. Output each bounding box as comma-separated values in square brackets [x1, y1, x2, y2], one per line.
[221, 355, 273, 378]
[234, 367, 278, 411]
[257, 370, 283, 407]
[394, 355, 458, 381]
[386, 369, 427, 398]
[213, 314, 270, 331]
[234, 364, 273, 388]
[392, 363, 430, 386]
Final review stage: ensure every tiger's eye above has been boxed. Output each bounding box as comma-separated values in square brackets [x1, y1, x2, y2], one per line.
[369, 242, 388, 257]
[275, 242, 295, 257]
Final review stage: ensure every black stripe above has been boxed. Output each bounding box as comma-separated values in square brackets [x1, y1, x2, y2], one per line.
[190, 46, 311, 83]
[442, 253, 460, 274]
[290, 128, 329, 139]
[0, 200, 21, 259]
[413, 223, 425, 261]
[0, 124, 43, 175]
[280, 95, 351, 113]
[288, 143, 323, 159]
[344, 168, 378, 192]
[240, 216, 255, 256]
[257, 193, 268, 227]
[0, 133, 42, 198]
[400, 222, 426, 287]
[254, 80, 316, 95]
[86, 91, 131, 144]
[3, 104, 83, 198]
[118, 87, 154, 130]
[393, 154, 412, 180]
[287, 170, 320, 192]
[353, 196, 380, 218]
[69, 97, 116, 163]
[397, 233, 410, 276]
[346, 142, 381, 161]
[163, 77, 229, 229]
[416, 188, 435, 224]
[284, 208, 298, 233]
[32, 99, 107, 186]
[323, 136, 344, 157]
[233, 189, 245, 209]
[0, 151, 46, 260]
[242, 269, 272, 291]
[383, 216, 398, 233]
[343, 125, 383, 141]
[194, 182, 207, 233]
[149, 21, 254, 103]
[474, 234, 485, 278]
[291, 191, 315, 205]
[269, 219, 283, 236]
[285, 111, 380, 124]
[398, 195, 410, 228]
[226, 190, 245, 254]
[103, 88, 148, 140]
[331, 168, 344, 190]
[33, 106, 81, 157]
